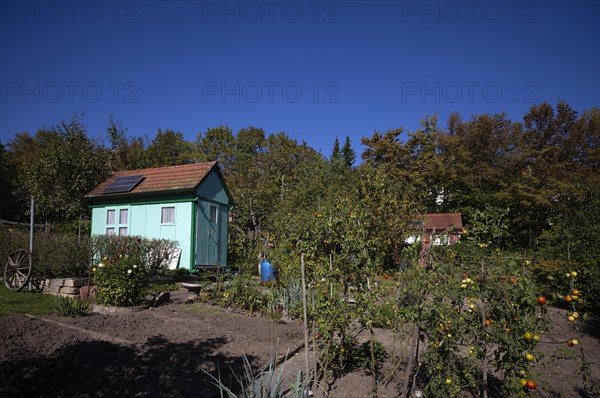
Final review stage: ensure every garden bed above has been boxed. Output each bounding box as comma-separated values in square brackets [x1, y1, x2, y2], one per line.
[0, 300, 598, 397]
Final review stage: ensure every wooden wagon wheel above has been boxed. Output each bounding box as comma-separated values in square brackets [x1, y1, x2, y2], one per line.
[4, 249, 33, 291]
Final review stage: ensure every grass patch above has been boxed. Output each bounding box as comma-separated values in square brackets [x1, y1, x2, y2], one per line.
[181, 303, 222, 315]
[0, 285, 56, 316]
[144, 282, 179, 296]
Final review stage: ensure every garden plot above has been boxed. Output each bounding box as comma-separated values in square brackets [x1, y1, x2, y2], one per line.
[1, 302, 599, 398]
[0, 304, 304, 398]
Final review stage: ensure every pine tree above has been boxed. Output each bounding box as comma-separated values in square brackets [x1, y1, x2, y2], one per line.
[342, 136, 356, 168]
[331, 136, 341, 162]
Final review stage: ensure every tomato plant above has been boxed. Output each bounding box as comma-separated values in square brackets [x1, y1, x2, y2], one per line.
[403, 238, 550, 398]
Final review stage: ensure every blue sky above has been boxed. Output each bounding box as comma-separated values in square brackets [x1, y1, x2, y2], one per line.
[1, 0, 599, 158]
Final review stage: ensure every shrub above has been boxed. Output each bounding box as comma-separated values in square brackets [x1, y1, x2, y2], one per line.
[92, 246, 148, 307]
[0, 228, 89, 278]
[52, 295, 89, 317]
[91, 235, 178, 275]
[220, 274, 265, 314]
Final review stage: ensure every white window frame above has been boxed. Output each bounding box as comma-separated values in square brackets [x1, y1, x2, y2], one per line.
[118, 208, 129, 236]
[106, 209, 116, 235]
[161, 206, 176, 225]
[119, 208, 129, 224]
[106, 207, 129, 236]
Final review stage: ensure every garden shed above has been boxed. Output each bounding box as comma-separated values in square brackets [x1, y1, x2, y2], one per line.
[405, 213, 463, 245]
[86, 162, 232, 270]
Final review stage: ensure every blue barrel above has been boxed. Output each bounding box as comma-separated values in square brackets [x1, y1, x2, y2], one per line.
[260, 259, 276, 282]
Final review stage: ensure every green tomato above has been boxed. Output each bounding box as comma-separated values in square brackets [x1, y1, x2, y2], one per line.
[525, 352, 535, 361]
[520, 378, 527, 387]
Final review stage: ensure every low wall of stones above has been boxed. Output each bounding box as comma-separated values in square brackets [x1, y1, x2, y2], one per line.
[40, 277, 89, 298]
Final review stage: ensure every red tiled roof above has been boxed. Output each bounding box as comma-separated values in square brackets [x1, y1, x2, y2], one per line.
[412, 213, 463, 231]
[86, 162, 217, 198]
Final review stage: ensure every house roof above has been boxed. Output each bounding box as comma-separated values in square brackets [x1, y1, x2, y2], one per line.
[411, 213, 463, 231]
[86, 162, 220, 199]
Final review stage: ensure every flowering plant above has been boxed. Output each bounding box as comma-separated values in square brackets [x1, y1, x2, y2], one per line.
[93, 250, 148, 307]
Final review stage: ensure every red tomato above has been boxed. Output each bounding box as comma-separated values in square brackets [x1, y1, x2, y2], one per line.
[525, 380, 537, 390]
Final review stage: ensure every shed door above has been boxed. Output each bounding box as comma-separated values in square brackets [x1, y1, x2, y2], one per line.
[196, 202, 220, 266]
[206, 204, 219, 265]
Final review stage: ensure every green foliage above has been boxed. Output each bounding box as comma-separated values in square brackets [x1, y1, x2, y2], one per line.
[197, 125, 236, 165]
[341, 136, 356, 168]
[105, 115, 150, 171]
[92, 243, 149, 307]
[554, 270, 600, 396]
[91, 235, 179, 275]
[0, 228, 89, 278]
[531, 259, 576, 303]
[8, 114, 110, 221]
[146, 128, 196, 167]
[403, 242, 550, 397]
[52, 295, 89, 317]
[534, 182, 600, 314]
[220, 274, 266, 314]
[0, 142, 23, 219]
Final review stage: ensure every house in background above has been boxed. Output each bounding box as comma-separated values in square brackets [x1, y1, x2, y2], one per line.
[405, 213, 463, 246]
[86, 162, 232, 270]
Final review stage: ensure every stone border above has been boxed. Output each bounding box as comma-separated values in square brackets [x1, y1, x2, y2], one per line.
[40, 277, 89, 297]
[91, 304, 147, 314]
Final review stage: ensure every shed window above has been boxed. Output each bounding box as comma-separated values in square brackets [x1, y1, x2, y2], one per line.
[106, 208, 129, 236]
[161, 207, 175, 224]
[119, 209, 128, 224]
[106, 209, 116, 236]
[106, 210, 115, 225]
[209, 205, 218, 224]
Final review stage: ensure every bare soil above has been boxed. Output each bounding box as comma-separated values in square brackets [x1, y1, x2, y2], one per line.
[1, 300, 598, 397]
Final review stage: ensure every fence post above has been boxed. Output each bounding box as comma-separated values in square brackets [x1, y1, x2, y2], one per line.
[29, 197, 35, 254]
[481, 258, 488, 398]
[28, 197, 35, 291]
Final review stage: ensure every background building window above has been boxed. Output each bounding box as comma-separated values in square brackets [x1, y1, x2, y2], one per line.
[161, 207, 175, 224]
[106, 227, 115, 236]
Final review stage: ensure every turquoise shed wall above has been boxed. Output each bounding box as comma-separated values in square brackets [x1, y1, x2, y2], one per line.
[90, 201, 194, 270]
[197, 170, 230, 205]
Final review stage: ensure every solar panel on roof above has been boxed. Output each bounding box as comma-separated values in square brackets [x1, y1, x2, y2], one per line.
[101, 174, 144, 194]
